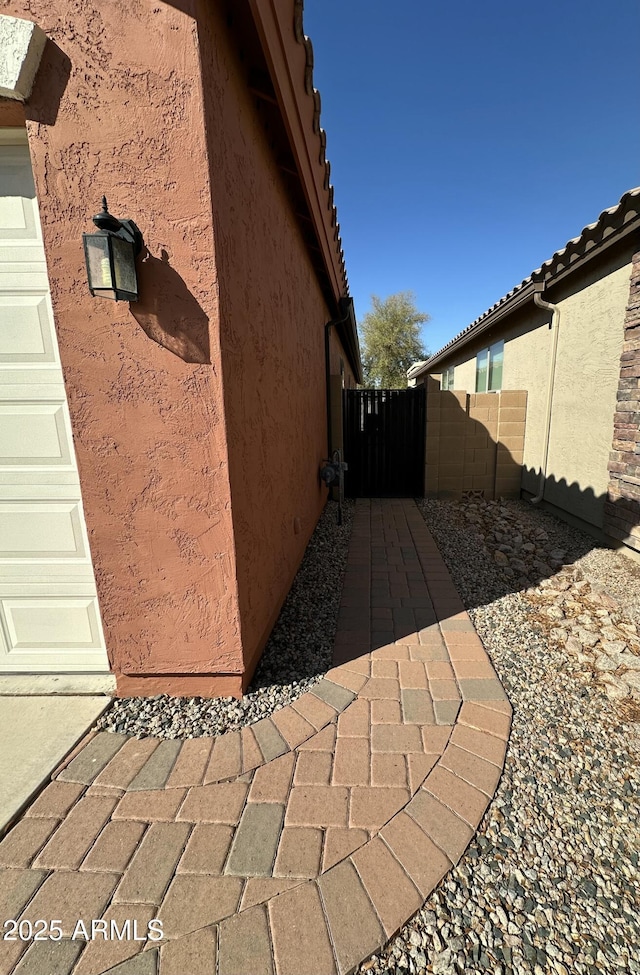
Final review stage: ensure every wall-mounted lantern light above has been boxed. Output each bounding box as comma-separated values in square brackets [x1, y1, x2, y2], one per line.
[83, 196, 144, 302]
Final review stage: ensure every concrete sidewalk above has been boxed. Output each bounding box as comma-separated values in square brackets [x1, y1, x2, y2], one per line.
[0, 695, 112, 834]
[0, 499, 510, 975]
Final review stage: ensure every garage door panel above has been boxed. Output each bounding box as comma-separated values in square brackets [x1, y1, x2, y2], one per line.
[2, 597, 102, 648]
[0, 402, 75, 467]
[0, 502, 89, 560]
[0, 146, 39, 240]
[0, 293, 57, 363]
[0, 135, 110, 673]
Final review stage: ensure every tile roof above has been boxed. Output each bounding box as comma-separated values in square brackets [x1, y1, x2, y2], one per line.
[419, 186, 640, 371]
[294, 0, 348, 295]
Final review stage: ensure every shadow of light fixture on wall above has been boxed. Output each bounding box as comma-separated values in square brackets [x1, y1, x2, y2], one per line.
[83, 196, 144, 302]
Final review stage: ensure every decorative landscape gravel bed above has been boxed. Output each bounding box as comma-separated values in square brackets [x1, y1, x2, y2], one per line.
[357, 497, 640, 975]
[97, 499, 354, 738]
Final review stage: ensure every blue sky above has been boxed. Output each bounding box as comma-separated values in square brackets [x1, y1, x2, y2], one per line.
[303, 0, 640, 358]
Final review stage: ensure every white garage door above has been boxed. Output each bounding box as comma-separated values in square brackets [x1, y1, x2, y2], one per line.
[0, 129, 110, 673]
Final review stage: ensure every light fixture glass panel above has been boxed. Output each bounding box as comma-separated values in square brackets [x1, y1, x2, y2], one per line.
[112, 235, 138, 299]
[84, 235, 113, 292]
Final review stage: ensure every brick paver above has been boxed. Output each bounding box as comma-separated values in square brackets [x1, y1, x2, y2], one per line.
[0, 500, 510, 975]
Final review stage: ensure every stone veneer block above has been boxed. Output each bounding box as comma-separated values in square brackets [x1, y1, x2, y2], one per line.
[57, 733, 128, 785]
[251, 719, 289, 762]
[319, 860, 384, 975]
[225, 803, 285, 877]
[312, 679, 356, 712]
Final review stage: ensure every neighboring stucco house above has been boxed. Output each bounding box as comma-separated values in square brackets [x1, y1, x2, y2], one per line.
[0, 1, 361, 697]
[411, 189, 640, 554]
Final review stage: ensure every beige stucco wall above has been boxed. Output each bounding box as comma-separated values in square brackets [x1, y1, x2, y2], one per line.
[431, 248, 633, 528]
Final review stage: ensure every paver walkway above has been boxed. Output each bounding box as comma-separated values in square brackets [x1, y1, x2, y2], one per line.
[0, 499, 510, 975]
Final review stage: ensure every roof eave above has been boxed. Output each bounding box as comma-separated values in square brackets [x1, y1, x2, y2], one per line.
[413, 196, 640, 380]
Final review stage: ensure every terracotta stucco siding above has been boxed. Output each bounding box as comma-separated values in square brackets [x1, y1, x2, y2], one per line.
[6, 1, 243, 691]
[196, 2, 336, 686]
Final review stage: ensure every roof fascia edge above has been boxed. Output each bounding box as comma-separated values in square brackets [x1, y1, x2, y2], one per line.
[247, 0, 343, 305]
[416, 211, 640, 378]
[542, 215, 640, 292]
[418, 282, 539, 374]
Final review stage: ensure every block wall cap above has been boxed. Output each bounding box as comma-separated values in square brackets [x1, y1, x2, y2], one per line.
[0, 15, 47, 101]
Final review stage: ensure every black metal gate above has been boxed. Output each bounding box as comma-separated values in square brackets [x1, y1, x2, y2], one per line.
[343, 387, 426, 498]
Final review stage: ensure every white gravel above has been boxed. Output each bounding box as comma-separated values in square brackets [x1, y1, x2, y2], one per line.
[97, 499, 354, 738]
[356, 497, 640, 975]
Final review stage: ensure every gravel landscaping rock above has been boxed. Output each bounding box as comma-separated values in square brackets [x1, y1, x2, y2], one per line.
[357, 496, 640, 975]
[97, 499, 354, 738]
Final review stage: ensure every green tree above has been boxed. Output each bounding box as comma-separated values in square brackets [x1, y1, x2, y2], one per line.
[359, 291, 430, 388]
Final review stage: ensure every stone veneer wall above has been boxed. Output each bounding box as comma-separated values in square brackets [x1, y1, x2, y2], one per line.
[423, 378, 527, 499]
[605, 248, 640, 552]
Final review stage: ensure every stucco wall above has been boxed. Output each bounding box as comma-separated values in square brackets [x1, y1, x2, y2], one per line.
[196, 2, 339, 686]
[4, 2, 244, 695]
[431, 248, 633, 528]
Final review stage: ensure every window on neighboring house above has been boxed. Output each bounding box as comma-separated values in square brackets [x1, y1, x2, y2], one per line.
[476, 340, 504, 392]
[441, 365, 455, 390]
